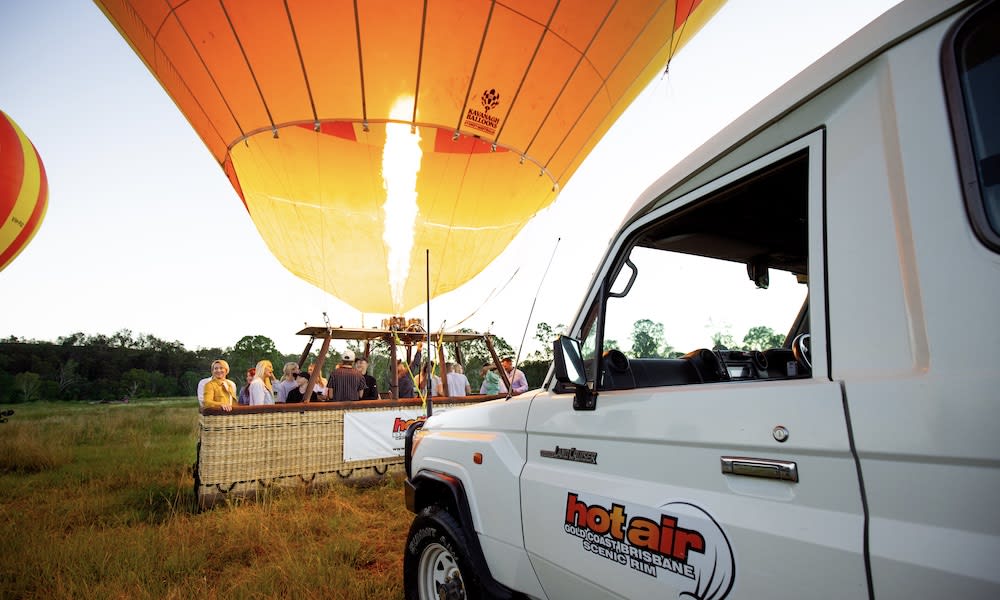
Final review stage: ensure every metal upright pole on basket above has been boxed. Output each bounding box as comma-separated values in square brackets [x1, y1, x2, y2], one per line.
[425, 249, 433, 417]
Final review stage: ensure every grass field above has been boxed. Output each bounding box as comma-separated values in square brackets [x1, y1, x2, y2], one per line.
[0, 400, 410, 599]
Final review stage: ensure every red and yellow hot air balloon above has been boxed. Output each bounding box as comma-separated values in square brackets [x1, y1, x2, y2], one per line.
[95, 0, 723, 314]
[0, 110, 48, 273]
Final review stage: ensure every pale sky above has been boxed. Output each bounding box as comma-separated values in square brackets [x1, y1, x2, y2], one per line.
[0, 0, 901, 357]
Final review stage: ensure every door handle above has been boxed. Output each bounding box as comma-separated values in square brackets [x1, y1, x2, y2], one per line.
[721, 456, 798, 482]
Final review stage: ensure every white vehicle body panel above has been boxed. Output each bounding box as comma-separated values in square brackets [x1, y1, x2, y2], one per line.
[405, 1, 999, 598]
[412, 395, 548, 598]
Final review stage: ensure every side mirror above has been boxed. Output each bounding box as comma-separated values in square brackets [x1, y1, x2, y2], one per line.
[553, 336, 597, 410]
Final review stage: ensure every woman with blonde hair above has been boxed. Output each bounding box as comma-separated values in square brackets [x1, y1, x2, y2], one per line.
[275, 361, 300, 403]
[203, 359, 238, 411]
[248, 360, 277, 406]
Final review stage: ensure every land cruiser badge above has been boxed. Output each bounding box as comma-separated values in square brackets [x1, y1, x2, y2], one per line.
[540, 446, 598, 464]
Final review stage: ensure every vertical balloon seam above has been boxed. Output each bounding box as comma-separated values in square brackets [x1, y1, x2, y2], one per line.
[491, 0, 560, 148]
[167, 6, 249, 152]
[0, 116, 39, 242]
[521, 0, 619, 163]
[282, 0, 320, 128]
[543, 0, 672, 180]
[453, 0, 497, 136]
[0, 138, 47, 271]
[411, 0, 430, 127]
[218, 2, 277, 137]
[428, 144, 477, 299]
[0, 112, 25, 226]
[351, 0, 369, 127]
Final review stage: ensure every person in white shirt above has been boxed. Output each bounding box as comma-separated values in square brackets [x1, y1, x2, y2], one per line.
[248, 360, 277, 406]
[274, 361, 300, 403]
[445, 362, 472, 397]
[197, 377, 211, 408]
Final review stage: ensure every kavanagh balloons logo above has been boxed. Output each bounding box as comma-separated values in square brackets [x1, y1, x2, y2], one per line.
[563, 492, 735, 599]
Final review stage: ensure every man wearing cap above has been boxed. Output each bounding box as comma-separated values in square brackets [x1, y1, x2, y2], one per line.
[327, 349, 366, 401]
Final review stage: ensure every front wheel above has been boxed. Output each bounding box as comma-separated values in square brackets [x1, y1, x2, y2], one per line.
[404, 506, 491, 600]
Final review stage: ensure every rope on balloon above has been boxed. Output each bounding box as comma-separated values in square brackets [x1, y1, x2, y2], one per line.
[393, 329, 430, 412]
[665, 0, 699, 76]
[447, 265, 521, 330]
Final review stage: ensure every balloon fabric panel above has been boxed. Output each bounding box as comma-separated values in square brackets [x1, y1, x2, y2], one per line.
[94, 0, 725, 314]
[0, 111, 48, 272]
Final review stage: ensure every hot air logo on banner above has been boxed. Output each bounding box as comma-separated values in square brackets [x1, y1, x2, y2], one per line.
[563, 492, 735, 600]
[463, 88, 501, 136]
[344, 410, 451, 461]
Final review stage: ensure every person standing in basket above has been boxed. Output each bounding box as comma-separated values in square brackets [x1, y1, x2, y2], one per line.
[327, 350, 366, 401]
[285, 371, 310, 403]
[248, 360, 277, 406]
[238, 367, 255, 405]
[479, 363, 506, 395]
[202, 359, 238, 412]
[397, 341, 423, 398]
[355, 357, 379, 400]
[446, 362, 472, 397]
[274, 362, 300, 403]
[501, 356, 529, 396]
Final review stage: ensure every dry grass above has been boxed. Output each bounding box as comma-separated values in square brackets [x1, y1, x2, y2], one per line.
[0, 400, 410, 599]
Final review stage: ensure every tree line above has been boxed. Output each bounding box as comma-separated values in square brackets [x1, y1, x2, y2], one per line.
[0, 321, 786, 403]
[0, 328, 539, 404]
[0, 330, 287, 403]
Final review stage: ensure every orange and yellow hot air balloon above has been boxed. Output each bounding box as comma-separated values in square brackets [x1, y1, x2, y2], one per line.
[95, 0, 723, 314]
[0, 110, 48, 273]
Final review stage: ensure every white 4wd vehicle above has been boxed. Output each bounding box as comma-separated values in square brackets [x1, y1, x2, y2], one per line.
[403, 1, 1000, 598]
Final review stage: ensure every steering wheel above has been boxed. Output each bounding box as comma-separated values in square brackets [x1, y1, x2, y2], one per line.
[791, 333, 812, 370]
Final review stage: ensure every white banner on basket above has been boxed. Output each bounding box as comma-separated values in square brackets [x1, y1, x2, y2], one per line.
[343, 409, 429, 462]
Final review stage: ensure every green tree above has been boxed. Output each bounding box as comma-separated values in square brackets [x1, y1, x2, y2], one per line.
[531, 322, 565, 361]
[630, 319, 669, 358]
[57, 359, 81, 397]
[454, 329, 514, 390]
[180, 370, 203, 397]
[231, 335, 279, 373]
[742, 326, 786, 350]
[57, 332, 86, 346]
[120, 368, 149, 398]
[110, 328, 136, 349]
[14, 372, 41, 403]
[711, 330, 737, 350]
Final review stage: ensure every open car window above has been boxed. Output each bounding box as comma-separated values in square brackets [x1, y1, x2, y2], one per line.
[580, 147, 813, 390]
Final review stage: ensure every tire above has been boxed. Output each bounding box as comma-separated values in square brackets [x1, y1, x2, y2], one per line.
[404, 505, 494, 600]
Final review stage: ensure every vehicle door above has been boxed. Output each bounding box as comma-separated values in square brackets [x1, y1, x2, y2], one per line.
[521, 132, 869, 599]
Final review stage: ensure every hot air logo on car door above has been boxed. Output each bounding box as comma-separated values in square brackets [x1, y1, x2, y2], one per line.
[563, 492, 735, 600]
[463, 88, 501, 135]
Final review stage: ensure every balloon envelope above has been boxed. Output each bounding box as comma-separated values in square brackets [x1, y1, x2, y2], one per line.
[0, 110, 48, 273]
[95, 0, 723, 313]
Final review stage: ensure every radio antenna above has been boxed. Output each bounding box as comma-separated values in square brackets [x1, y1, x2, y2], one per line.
[425, 248, 433, 417]
[510, 237, 560, 399]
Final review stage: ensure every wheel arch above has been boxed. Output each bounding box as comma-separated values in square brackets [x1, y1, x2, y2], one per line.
[407, 470, 522, 600]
